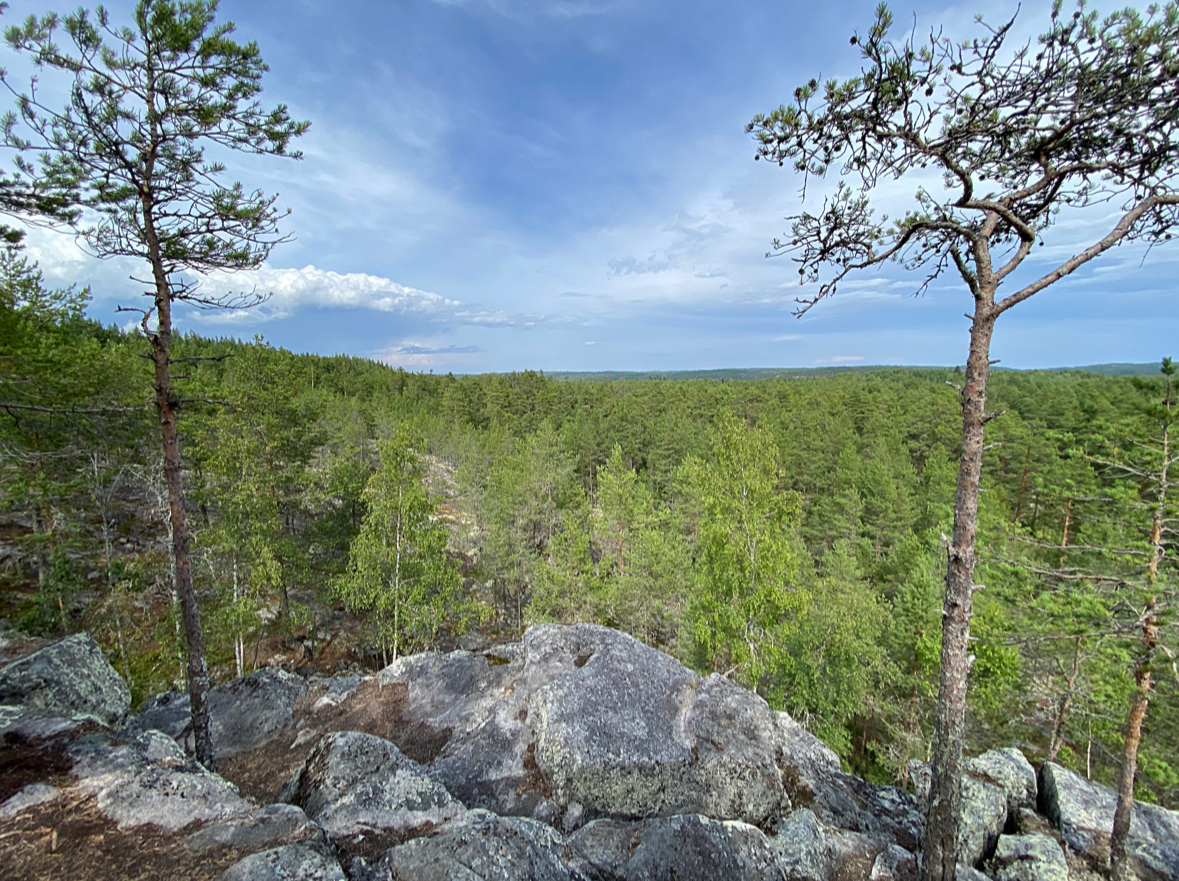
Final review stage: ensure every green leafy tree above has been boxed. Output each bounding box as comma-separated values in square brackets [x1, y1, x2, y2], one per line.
[591, 443, 690, 647]
[779, 539, 887, 757]
[334, 429, 460, 667]
[749, 4, 1179, 874]
[678, 411, 805, 691]
[0, 246, 139, 630]
[483, 422, 584, 635]
[194, 341, 319, 677]
[4, 0, 308, 767]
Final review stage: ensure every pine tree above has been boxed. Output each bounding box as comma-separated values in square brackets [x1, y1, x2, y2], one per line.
[749, 5, 1179, 873]
[4, 0, 308, 767]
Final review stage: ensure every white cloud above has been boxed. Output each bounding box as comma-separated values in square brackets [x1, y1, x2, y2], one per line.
[813, 355, 865, 365]
[185, 264, 539, 328]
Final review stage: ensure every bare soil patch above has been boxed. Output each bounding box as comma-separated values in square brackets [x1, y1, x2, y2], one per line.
[217, 677, 452, 805]
[0, 791, 247, 881]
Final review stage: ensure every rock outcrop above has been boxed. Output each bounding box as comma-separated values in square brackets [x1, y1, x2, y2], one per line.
[988, 834, 1069, 881]
[2, 623, 1178, 881]
[220, 844, 346, 881]
[567, 813, 780, 881]
[911, 755, 1009, 866]
[379, 624, 882, 835]
[0, 632, 130, 726]
[1039, 762, 1179, 881]
[354, 809, 580, 881]
[280, 730, 464, 851]
[127, 667, 307, 759]
[68, 727, 255, 831]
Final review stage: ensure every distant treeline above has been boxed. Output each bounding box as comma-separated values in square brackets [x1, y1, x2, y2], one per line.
[543, 363, 1166, 381]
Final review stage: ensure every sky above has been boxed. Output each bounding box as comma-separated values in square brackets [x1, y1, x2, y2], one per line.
[6, 0, 1179, 373]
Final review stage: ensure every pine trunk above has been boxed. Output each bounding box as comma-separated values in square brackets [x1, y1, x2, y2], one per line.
[147, 234, 215, 770]
[922, 310, 995, 881]
[1111, 601, 1158, 881]
[1112, 419, 1169, 879]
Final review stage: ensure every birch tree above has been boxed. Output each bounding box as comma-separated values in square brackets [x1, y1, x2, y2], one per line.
[334, 430, 460, 667]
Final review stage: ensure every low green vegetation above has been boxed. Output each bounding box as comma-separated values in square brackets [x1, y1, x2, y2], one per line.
[1, 252, 1175, 807]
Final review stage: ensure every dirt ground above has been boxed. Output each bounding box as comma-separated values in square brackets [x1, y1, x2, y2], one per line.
[0, 674, 455, 881]
[217, 677, 452, 804]
[0, 790, 252, 881]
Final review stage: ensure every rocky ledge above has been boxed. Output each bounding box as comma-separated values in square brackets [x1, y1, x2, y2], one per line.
[0, 626, 1175, 881]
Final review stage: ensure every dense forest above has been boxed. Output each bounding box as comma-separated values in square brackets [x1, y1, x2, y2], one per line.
[1, 248, 1176, 809]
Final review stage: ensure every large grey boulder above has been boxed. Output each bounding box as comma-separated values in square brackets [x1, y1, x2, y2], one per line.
[871, 844, 919, 881]
[364, 809, 586, 881]
[281, 731, 463, 847]
[566, 813, 779, 881]
[68, 728, 253, 831]
[988, 833, 1069, 881]
[379, 644, 524, 739]
[126, 668, 306, 758]
[0, 632, 130, 726]
[773, 809, 834, 881]
[0, 702, 109, 740]
[378, 644, 535, 817]
[807, 768, 922, 851]
[1039, 762, 1179, 881]
[528, 629, 788, 825]
[770, 806, 913, 881]
[967, 749, 1038, 819]
[913, 760, 1008, 866]
[381, 624, 844, 830]
[219, 845, 345, 881]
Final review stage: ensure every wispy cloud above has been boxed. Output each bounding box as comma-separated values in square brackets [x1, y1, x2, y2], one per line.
[607, 253, 671, 276]
[372, 340, 481, 368]
[813, 355, 865, 365]
[397, 343, 481, 354]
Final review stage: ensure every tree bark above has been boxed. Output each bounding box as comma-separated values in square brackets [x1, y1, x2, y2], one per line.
[1110, 602, 1156, 881]
[150, 284, 215, 770]
[136, 47, 215, 768]
[1047, 636, 1082, 763]
[142, 177, 215, 768]
[922, 309, 996, 881]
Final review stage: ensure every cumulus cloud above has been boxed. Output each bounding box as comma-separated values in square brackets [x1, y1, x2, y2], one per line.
[186, 264, 539, 328]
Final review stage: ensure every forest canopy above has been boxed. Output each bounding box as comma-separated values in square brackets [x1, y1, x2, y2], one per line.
[0, 266, 1174, 809]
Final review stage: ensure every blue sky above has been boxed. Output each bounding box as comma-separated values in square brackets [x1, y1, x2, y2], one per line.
[9, 0, 1179, 373]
